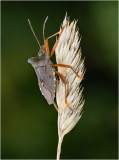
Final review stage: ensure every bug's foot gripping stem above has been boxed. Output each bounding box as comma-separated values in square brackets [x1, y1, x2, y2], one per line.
[53, 101, 58, 112]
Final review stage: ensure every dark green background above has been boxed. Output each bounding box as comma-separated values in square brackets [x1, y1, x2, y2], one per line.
[1, 1, 118, 159]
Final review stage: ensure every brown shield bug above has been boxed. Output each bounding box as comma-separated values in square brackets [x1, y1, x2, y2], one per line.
[28, 17, 83, 111]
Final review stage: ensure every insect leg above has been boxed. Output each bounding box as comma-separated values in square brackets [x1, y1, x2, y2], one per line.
[55, 71, 72, 110]
[45, 31, 60, 56]
[50, 21, 69, 58]
[45, 40, 50, 55]
[54, 64, 84, 79]
[53, 101, 58, 112]
[46, 31, 60, 40]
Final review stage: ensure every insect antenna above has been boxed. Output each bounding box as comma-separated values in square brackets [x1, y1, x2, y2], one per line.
[43, 16, 48, 44]
[28, 19, 41, 47]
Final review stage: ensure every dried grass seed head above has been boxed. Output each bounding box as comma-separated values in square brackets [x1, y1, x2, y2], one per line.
[55, 14, 85, 136]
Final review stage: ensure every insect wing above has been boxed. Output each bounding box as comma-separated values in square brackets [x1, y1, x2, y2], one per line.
[40, 85, 53, 105]
[35, 61, 55, 105]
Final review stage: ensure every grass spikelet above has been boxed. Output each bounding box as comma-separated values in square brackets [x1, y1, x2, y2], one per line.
[55, 14, 85, 160]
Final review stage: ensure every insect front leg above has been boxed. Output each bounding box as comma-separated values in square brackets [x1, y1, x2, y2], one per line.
[50, 21, 69, 57]
[45, 31, 60, 56]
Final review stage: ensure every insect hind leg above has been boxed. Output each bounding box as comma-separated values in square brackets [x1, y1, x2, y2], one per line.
[55, 71, 72, 110]
[53, 101, 58, 112]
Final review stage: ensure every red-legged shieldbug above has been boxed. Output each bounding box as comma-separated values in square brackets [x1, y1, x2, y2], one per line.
[28, 17, 82, 111]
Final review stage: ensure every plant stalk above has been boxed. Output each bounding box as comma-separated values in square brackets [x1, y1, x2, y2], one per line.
[57, 133, 64, 160]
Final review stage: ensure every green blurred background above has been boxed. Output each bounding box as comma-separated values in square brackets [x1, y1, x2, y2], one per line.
[1, 1, 118, 159]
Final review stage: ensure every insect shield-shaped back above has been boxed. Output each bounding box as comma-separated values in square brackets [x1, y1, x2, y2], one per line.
[28, 46, 56, 105]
